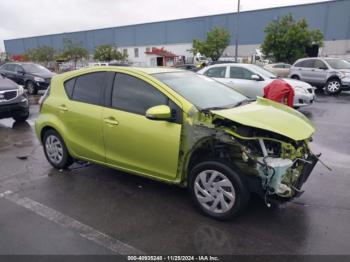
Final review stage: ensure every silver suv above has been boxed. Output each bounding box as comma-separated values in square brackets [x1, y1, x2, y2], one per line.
[289, 58, 350, 94]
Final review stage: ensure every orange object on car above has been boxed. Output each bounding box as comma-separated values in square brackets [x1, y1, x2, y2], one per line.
[263, 79, 295, 107]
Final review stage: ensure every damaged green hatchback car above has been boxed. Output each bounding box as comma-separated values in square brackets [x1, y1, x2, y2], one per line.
[36, 67, 318, 220]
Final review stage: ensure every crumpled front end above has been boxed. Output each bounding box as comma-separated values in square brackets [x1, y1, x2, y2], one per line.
[181, 105, 319, 204]
[255, 139, 318, 199]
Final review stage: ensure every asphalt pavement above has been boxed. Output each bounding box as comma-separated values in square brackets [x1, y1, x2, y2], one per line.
[0, 90, 350, 255]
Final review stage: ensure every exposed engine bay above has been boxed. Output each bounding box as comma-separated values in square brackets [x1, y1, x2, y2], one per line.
[181, 108, 320, 205]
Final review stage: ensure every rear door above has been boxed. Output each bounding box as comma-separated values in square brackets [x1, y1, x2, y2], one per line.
[102, 72, 182, 180]
[299, 59, 316, 83]
[60, 71, 114, 162]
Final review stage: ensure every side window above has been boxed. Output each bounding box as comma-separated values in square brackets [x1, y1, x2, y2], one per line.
[294, 61, 304, 67]
[314, 60, 327, 69]
[302, 59, 316, 68]
[64, 78, 76, 99]
[284, 64, 291, 69]
[203, 67, 226, 78]
[6, 64, 15, 72]
[112, 73, 168, 115]
[273, 64, 284, 68]
[14, 65, 23, 73]
[71, 72, 107, 105]
[230, 67, 255, 80]
[1, 64, 9, 71]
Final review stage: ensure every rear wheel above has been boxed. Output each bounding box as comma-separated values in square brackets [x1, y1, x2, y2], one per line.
[291, 75, 300, 80]
[43, 129, 73, 169]
[189, 160, 249, 220]
[325, 79, 341, 94]
[26, 81, 37, 95]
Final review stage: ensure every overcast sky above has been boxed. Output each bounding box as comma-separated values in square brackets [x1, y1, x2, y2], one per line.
[0, 0, 331, 51]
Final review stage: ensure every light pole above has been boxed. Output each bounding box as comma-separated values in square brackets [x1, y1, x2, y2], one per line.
[234, 0, 241, 62]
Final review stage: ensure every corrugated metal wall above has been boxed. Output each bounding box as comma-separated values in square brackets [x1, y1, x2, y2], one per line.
[4, 0, 350, 54]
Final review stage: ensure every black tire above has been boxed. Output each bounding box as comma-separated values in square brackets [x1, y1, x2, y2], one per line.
[325, 78, 341, 95]
[42, 129, 73, 169]
[13, 113, 29, 122]
[26, 81, 38, 95]
[189, 160, 249, 220]
[291, 75, 300, 80]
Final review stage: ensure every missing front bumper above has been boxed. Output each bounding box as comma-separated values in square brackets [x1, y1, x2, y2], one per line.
[293, 153, 319, 197]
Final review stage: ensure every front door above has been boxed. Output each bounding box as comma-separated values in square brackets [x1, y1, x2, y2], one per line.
[103, 73, 182, 180]
[225, 66, 266, 98]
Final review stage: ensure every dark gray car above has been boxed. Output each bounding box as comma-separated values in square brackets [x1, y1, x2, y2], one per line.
[0, 74, 29, 122]
[0, 62, 55, 95]
[289, 57, 350, 94]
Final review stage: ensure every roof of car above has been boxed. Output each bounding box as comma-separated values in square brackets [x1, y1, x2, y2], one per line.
[56, 66, 187, 80]
[132, 67, 184, 74]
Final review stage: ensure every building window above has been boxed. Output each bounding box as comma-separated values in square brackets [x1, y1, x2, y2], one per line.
[145, 47, 150, 52]
[134, 48, 139, 58]
[123, 49, 128, 57]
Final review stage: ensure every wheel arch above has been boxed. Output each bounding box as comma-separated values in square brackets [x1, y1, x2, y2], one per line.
[326, 75, 341, 82]
[185, 136, 247, 184]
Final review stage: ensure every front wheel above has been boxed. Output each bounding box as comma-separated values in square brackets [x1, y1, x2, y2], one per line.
[189, 161, 249, 220]
[43, 129, 73, 169]
[325, 79, 341, 94]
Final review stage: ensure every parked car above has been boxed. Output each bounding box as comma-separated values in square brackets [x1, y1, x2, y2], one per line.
[197, 63, 315, 108]
[289, 57, 350, 94]
[109, 62, 130, 67]
[174, 64, 198, 71]
[0, 62, 55, 95]
[264, 63, 291, 77]
[0, 74, 29, 122]
[35, 67, 318, 220]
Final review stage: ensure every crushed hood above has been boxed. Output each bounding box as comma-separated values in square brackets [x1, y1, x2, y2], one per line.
[211, 97, 315, 141]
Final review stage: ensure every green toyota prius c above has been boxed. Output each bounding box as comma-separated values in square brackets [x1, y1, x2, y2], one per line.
[35, 66, 319, 220]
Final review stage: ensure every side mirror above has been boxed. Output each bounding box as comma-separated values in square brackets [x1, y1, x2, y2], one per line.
[146, 105, 172, 121]
[17, 70, 25, 75]
[251, 74, 261, 81]
[319, 66, 328, 70]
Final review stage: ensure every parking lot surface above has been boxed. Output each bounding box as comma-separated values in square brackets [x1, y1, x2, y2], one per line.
[0, 91, 350, 255]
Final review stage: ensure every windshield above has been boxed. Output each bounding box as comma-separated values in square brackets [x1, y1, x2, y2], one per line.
[325, 59, 350, 69]
[22, 64, 51, 74]
[249, 64, 277, 79]
[153, 72, 247, 110]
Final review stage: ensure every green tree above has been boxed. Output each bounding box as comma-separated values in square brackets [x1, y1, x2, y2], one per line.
[261, 14, 324, 64]
[93, 44, 127, 62]
[61, 39, 88, 69]
[191, 27, 231, 61]
[25, 45, 55, 64]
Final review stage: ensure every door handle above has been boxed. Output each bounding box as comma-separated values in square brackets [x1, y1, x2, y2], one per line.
[58, 105, 68, 112]
[104, 117, 119, 126]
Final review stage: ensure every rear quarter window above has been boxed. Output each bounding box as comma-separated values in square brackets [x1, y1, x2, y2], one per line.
[64, 78, 76, 99]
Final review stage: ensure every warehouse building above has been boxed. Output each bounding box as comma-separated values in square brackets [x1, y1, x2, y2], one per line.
[4, 0, 350, 65]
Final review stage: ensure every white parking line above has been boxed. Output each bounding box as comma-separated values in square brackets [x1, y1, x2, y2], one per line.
[0, 191, 144, 255]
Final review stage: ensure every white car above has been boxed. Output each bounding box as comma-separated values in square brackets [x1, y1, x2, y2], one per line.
[198, 63, 315, 108]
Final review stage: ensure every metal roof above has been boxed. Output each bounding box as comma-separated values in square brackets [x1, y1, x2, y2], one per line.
[4, 0, 349, 55]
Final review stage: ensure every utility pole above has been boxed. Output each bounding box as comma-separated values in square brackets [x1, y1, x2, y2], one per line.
[235, 0, 241, 62]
